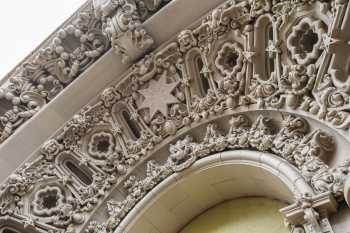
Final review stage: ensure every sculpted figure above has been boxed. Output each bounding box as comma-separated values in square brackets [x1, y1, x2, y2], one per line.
[249, 115, 274, 151]
[178, 30, 197, 52]
[311, 159, 350, 196]
[227, 115, 250, 148]
[168, 135, 198, 171]
[273, 116, 308, 160]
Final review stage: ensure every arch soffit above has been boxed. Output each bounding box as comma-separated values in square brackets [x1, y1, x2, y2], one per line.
[115, 150, 314, 233]
[1, 0, 350, 233]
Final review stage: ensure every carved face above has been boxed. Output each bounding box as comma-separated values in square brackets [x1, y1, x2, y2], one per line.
[178, 30, 196, 52]
[101, 87, 120, 107]
[41, 139, 62, 159]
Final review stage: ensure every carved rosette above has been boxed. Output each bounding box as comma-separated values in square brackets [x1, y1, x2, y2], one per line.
[87, 131, 115, 159]
[287, 17, 326, 65]
[215, 42, 244, 77]
[32, 186, 65, 217]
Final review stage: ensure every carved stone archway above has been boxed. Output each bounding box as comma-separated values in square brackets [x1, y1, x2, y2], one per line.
[1, 0, 350, 233]
[113, 150, 319, 233]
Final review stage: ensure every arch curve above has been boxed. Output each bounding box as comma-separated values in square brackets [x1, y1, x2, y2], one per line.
[115, 150, 313, 233]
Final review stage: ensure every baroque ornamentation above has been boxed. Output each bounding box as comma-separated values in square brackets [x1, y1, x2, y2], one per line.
[215, 42, 243, 77]
[92, 0, 160, 63]
[137, 75, 180, 118]
[2, 0, 350, 232]
[0, 0, 173, 146]
[283, 192, 337, 233]
[287, 17, 325, 65]
[32, 185, 65, 217]
[88, 114, 350, 233]
[88, 131, 115, 159]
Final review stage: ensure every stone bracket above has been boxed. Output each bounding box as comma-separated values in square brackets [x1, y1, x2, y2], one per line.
[280, 192, 337, 233]
[112, 27, 154, 64]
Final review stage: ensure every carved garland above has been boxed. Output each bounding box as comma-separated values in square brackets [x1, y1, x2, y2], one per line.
[86, 114, 349, 233]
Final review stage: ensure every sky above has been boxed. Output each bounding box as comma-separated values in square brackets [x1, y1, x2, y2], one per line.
[0, 0, 87, 79]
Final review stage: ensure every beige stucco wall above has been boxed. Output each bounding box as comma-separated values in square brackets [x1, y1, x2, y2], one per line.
[179, 198, 289, 233]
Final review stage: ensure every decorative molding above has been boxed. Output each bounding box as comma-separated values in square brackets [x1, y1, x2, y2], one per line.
[0, 0, 172, 145]
[87, 114, 348, 233]
[1, 111, 350, 233]
[92, 0, 162, 63]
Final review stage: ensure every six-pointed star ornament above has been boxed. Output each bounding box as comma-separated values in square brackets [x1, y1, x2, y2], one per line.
[138, 77, 180, 119]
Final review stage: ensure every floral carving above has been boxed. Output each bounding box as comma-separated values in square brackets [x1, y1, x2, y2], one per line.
[227, 115, 250, 148]
[88, 131, 115, 159]
[215, 42, 243, 77]
[272, 115, 308, 161]
[287, 17, 325, 65]
[32, 186, 65, 216]
[168, 135, 198, 172]
[94, 113, 349, 233]
[311, 159, 350, 196]
[105, 160, 171, 230]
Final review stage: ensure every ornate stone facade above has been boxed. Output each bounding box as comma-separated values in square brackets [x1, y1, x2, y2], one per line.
[0, 0, 172, 145]
[1, 0, 350, 233]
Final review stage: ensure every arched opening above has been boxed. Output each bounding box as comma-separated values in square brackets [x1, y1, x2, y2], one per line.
[64, 160, 93, 186]
[179, 198, 289, 233]
[254, 15, 275, 81]
[121, 110, 141, 139]
[56, 152, 94, 187]
[112, 103, 142, 141]
[265, 24, 275, 78]
[114, 150, 313, 233]
[185, 49, 211, 98]
[195, 55, 211, 96]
